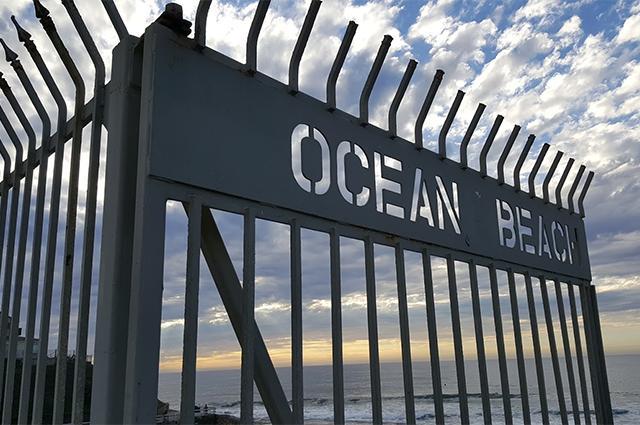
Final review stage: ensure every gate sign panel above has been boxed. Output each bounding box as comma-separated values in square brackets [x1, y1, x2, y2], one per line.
[142, 26, 590, 280]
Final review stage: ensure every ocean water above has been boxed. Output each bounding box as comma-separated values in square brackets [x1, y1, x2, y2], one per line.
[158, 354, 639, 424]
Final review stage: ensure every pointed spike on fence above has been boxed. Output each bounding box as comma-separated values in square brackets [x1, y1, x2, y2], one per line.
[388, 59, 417, 138]
[0, 39, 19, 63]
[289, 0, 322, 94]
[567, 164, 586, 213]
[438, 90, 465, 160]
[415, 69, 445, 149]
[542, 150, 564, 204]
[528, 142, 549, 198]
[326, 20, 357, 111]
[359, 34, 393, 125]
[246, 0, 271, 74]
[497, 125, 521, 185]
[33, 0, 51, 18]
[479, 114, 504, 177]
[459, 103, 485, 169]
[513, 134, 535, 192]
[577, 170, 594, 217]
[11, 16, 33, 43]
[555, 157, 574, 209]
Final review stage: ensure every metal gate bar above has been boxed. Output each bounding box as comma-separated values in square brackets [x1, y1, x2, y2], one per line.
[556, 280, 582, 424]
[469, 260, 492, 424]
[525, 272, 550, 424]
[364, 237, 382, 424]
[540, 277, 569, 424]
[330, 228, 345, 424]
[569, 285, 592, 424]
[180, 199, 202, 425]
[291, 219, 303, 424]
[422, 249, 445, 423]
[508, 269, 531, 424]
[240, 208, 256, 424]
[395, 246, 416, 424]
[489, 264, 513, 422]
[446, 255, 469, 423]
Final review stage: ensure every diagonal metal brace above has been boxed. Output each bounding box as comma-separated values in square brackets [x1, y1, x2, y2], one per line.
[183, 204, 293, 424]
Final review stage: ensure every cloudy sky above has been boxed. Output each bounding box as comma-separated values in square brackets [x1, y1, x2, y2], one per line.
[0, 0, 638, 377]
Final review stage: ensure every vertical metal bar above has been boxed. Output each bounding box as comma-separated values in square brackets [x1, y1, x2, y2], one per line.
[524, 272, 549, 424]
[359, 35, 392, 124]
[459, 103, 485, 169]
[388, 59, 417, 138]
[542, 151, 563, 204]
[241, 209, 256, 424]
[567, 165, 586, 214]
[181, 199, 202, 425]
[102, 0, 129, 40]
[195, 0, 212, 46]
[326, 21, 357, 111]
[288, 0, 322, 94]
[438, 90, 465, 160]
[446, 255, 469, 424]
[555, 158, 575, 209]
[496, 125, 521, 185]
[33, 4, 87, 421]
[554, 280, 581, 425]
[2, 39, 52, 425]
[507, 269, 531, 424]
[12, 15, 69, 423]
[364, 237, 382, 424]
[246, 0, 270, 73]
[582, 285, 613, 424]
[488, 264, 513, 422]
[0, 72, 37, 425]
[0, 150, 8, 318]
[330, 228, 344, 424]
[0, 105, 24, 412]
[422, 249, 444, 423]
[414, 70, 444, 149]
[479, 115, 504, 177]
[291, 220, 304, 424]
[468, 260, 491, 424]
[579, 285, 602, 424]
[395, 245, 416, 424]
[0, 142, 9, 303]
[513, 134, 536, 191]
[540, 277, 568, 425]
[568, 286, 592, 425]
[577, 171, 594, 218]
[60, 3, 108, 422]
[528, 143, 550, 198]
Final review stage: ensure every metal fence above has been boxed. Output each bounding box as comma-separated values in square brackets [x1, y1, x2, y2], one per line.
[0, 1, 612, 424]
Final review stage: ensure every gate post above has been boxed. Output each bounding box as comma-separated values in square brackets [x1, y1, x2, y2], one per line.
[91, 35, 143, 424]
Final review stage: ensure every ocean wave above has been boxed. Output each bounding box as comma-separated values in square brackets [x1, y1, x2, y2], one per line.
[216, 392, 523, 409]
[544, 408, 629, 416]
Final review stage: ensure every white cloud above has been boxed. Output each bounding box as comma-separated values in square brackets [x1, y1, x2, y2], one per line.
[615, 12, 640, 44]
